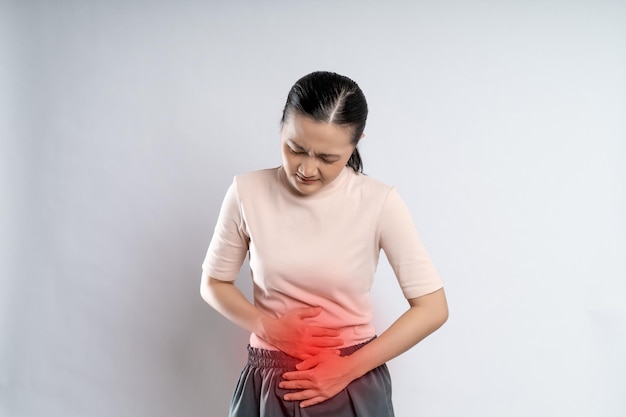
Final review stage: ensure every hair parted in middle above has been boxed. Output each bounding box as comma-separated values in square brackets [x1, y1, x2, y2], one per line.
[280, 71, 368, 173]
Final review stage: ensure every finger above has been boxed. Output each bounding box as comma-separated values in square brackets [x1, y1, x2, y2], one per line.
[285, 349, 311, 361]
[291, 354, 312, 361]
[308, 327, 341, 337]
[282, 370, 310, 381]
[284, 389, 317, 402]
[295, 351, 316, 361]
[279, 380, 314, 390]
[301, 345, 341, 359]
[295, 356, 321, 371]
[295, 306, 321, 319]
[305, 337, 343, 348]
[301, 349, 340, 361]
[300, 396, 327, 408]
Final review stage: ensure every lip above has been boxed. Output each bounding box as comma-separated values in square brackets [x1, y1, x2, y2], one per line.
[296, 173, 319, 184]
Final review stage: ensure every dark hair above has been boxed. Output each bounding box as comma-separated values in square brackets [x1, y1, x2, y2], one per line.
[280, 71, 368, 173]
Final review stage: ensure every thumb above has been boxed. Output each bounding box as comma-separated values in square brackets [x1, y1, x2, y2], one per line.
[296, 355, 322, 370]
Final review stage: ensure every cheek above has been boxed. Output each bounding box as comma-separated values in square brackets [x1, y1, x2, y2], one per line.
[322, 165, 344, 180]
[281, 150, 294, 168]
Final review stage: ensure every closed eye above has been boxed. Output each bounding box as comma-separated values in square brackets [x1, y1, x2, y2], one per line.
[286, 143, 339, 164]
[287, 147, 306, 155]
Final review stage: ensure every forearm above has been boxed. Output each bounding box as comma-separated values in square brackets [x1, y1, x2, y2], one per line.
[348, 288, 448, 379]
[200, 275, 269, 338]
[200, 275, 343, 358]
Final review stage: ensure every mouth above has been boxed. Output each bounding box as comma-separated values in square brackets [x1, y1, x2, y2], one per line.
[296, 173, 318, 184]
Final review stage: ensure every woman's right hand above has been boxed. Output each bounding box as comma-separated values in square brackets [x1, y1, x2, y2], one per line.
[260, 307, 342, 360]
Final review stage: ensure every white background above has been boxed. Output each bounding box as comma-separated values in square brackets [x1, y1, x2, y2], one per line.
[1, 1, 625, 416]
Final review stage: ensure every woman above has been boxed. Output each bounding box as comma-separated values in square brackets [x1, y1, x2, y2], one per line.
[200, 71, 448, 417]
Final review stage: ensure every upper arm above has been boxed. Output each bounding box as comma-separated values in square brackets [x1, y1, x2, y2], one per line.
[201, 180, 250, 282]
[379, 189, 444, 299]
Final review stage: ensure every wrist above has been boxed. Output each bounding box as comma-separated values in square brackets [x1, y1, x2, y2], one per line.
[344, 352, 368, 381]
[346, 341, 384, 380]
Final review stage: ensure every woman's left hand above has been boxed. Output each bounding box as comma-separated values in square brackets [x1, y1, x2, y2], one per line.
[280, 353, 357, 408]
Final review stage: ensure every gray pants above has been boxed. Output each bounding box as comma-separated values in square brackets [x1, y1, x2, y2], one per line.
[229, 339, 395, 417]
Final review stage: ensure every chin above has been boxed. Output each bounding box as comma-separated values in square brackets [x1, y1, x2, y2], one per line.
[291, 181, 319, 195]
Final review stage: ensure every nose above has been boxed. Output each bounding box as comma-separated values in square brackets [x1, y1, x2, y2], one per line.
[298, 156, 318, 177]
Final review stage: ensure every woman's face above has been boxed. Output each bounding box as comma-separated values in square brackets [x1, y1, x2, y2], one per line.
[280, 113, 355, 196]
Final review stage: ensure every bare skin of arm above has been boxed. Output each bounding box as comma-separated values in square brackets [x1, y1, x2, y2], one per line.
[200, 276, 343, 359]
[280, 288, 449, 407]
[201, 274, 448, 408]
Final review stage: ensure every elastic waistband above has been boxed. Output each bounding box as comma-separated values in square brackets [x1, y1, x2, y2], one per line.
[247, 337, 375, 370]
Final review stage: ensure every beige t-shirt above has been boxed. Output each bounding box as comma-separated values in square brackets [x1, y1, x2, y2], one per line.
[202, 166, 443, 350]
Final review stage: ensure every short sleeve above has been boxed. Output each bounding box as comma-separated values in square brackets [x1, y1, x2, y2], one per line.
[378, 188, 443, 299]
[201, 178, 250, 281]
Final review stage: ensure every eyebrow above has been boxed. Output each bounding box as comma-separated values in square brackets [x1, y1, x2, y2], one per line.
[287, 140, 341, 159]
